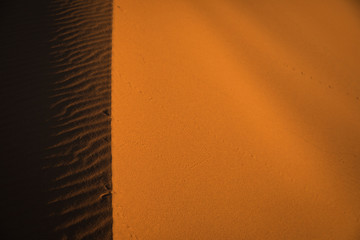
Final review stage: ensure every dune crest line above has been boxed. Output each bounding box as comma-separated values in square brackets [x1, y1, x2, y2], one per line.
[1, 0, 113, 239]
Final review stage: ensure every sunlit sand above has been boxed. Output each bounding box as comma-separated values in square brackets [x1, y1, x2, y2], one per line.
[112, 0, 360, 239]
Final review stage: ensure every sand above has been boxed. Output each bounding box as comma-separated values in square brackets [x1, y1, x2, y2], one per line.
[0, 1, 112, 239]
[112, 0, 360, 239]
[1, 0, 360, 239]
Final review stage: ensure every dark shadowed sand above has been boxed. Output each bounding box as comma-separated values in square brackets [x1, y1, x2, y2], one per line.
[0, 1, 112, 239]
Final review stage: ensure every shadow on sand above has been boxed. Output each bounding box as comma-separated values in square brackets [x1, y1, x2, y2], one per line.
[0, 1, 112, 239]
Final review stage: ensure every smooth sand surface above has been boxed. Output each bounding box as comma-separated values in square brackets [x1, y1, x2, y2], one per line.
[112, 0, 360, 239]
[1, 1, 112, 239]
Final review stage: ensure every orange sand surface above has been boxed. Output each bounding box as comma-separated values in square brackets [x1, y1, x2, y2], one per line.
[112, 0, 360, 239]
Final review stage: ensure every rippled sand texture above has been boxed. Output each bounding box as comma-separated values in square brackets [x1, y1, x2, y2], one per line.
[112, 0, 360, 239]
[0, 1, 112, 239]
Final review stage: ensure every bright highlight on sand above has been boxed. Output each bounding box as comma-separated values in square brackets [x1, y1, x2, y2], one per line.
[112, 0, 360, 239]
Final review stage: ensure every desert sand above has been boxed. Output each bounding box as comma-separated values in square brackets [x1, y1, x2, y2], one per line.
[112, 0, 360, 239]
[1, 0, 360, 239]
[1, 1, 112, 239]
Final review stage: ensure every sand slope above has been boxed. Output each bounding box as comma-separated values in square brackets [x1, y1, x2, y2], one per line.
[112, 0, 360, 239]
[0, 1, 112, 239]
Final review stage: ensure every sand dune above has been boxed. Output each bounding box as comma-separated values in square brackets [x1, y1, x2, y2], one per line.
[1, 1, 112, 239]
[112, 0, 360, 239]
[1, 0, 360, 238]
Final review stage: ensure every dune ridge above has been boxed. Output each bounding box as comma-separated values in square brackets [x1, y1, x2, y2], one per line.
[0, 0, 113, 239]
[43, 1, 113, 239]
